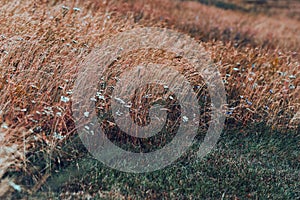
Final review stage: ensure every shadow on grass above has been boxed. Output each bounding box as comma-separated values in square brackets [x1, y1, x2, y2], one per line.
[16, 122, 300, 199]
[19, 123, 299, 199]
[194, 0, 249, 12]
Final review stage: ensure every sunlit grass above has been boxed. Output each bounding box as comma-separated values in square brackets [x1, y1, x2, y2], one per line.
[0, 0, 299, 198]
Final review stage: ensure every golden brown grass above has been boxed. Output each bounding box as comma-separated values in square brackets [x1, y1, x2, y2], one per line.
[125, 0, 300, 52]
[0, 0, 299, 196]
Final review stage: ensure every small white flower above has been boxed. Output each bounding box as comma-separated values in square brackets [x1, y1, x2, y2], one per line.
[66, 90, 73, 95]
[289, 75, 296, 79]
[29, 118, 38, 123]
[124, 104, 132, 108]
[53, 132, 65, 140]
[62, 5, 70, 10]
[61, 96, 70, 103]
[73, 7, 81, 12]
[84, 112, 90, 117]
[114, 97, 125, 104]
[96, 92, 105, 100]
[90, 97, 97, 102]
[289, 85, 295, 89]
[9, 181, 21, 192]
[30, 85, 39, 89]
[1, 123, 8, 129]
[246, 99, 253, 106]
[252, 83, 258, 89]
[182, 116, 189, 123]
[115, 110, 123, 116]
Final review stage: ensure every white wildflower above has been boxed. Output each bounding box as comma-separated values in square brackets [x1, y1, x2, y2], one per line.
[61, 96, 70, 103]
[1, 123, 8, 129]
[182, 116, 189, 123]
[73, 7, 81, 12]
[8, 181, 21, 192]
[115, 111, 123, 117]
[53, 132, 65, 140]
[289, 75, 296, 79]
[62, 5, 69, 10]
[114, 97, 125, 104]
[90, 97, 97, 102]
[84, 112, 90, 118]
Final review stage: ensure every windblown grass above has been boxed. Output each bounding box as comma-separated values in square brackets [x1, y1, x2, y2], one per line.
[0, 0, 299, 197]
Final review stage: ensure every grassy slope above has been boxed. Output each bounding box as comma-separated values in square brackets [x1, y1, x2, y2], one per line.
[29, 125, 300, 199]
[0, 0, 299, 198]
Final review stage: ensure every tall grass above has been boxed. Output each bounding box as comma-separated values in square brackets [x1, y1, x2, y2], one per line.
[0, 0, 298, 195]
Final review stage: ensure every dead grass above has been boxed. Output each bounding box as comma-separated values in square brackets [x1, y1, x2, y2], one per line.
[0, 0, 299, 197]
[123, 0, 300, 52]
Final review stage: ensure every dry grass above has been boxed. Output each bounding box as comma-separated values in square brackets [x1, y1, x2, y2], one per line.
[123, 0, 300, 51]
[0, 0, 299, 196]
[208, 0, 300, 20]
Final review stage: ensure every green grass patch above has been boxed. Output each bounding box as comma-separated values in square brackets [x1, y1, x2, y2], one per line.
[25, 124, 300, 199]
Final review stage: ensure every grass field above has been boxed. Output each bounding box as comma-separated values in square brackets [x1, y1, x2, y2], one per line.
[0, 0, 299, 199]
[26, 124, 299, 199]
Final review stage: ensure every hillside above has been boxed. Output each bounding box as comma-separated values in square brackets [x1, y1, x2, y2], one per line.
[0, 0, 299, 198]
